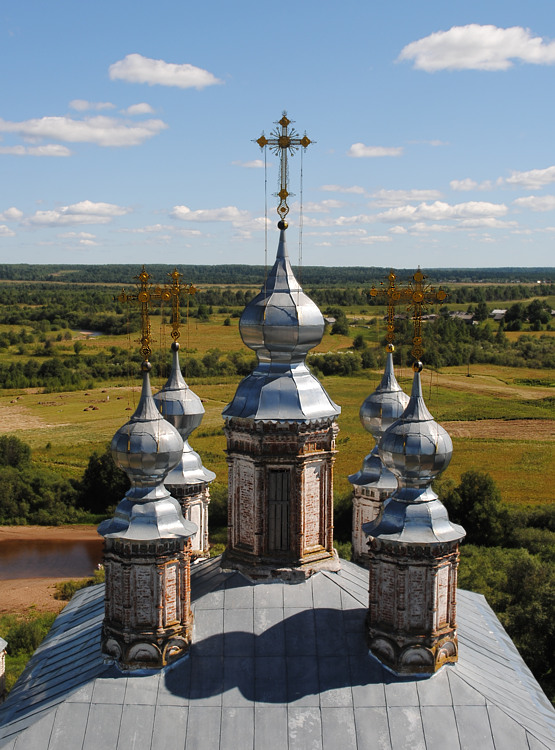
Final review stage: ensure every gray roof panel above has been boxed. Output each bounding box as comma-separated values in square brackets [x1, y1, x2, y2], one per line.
[1, 557, 554, 750]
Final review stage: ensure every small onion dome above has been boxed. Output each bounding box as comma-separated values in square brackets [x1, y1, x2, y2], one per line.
[360, 349, 409, 439]
[110, 363, 184, 497]
[239, 228, 325, 365]
[347, 446, 397, 491]
[223, 227, 340, 422]
[379, 363, 452, 490]
[154, 342, 205, 442]
[364, 363, 464, 545]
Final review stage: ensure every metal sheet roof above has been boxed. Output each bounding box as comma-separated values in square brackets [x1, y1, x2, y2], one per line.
[1, 558, 553, 750]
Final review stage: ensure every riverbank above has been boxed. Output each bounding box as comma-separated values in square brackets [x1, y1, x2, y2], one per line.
[0, 526, 101, 615]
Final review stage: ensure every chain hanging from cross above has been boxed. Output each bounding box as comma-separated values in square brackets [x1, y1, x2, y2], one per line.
[369, 270, 405, 351]
[255, 112, 313, 223]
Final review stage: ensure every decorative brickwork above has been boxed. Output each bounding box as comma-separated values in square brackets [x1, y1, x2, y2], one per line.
[166, 483, 211, 558]
[366, 538, 460, 673]
[351, 485, 389, 568]
[102, 537, 193, 670]
[223, 417, 340, 577]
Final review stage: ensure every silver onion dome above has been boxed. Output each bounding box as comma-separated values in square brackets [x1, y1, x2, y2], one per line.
[363, 363, 464, 545]
[379, 363, 452, 490]
[99, 363, 197, 541]
[222, 226, 340, 422]
[154, 343, 216, 486]
[349, 349, 409, 487]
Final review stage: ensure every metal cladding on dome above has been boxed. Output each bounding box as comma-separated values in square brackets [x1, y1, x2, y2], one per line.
[363, 366, 464, 545]
[100, 366, 197, 541]
[154, 344, 216, 486]
[349, 352, 408, 489]
[359, 352, 410, 438]
[379, 367, 452, 489]
[111, 367, 184, 493]
[222, 228, 340, 422]
[154, 344, 205, 441]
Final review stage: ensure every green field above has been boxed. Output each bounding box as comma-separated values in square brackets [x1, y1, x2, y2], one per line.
[0, 360, 552, 507]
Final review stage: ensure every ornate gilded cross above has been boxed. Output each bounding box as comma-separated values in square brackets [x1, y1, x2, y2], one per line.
[116, 266, 155, 362]
[404, 268, 447, 360]
[256, 111, 313, 222]
[369, 270, 406, 347]
[164, 269, 197, 343]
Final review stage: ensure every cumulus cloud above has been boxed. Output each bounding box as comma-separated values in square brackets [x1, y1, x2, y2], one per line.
[0, 207, 23, 221]
[69, 100, 115, 111]
[370, 189, 442, 207]
[348, 143, 403, 158]
[398, 24, 555, 72]
[58, 231, 96, 239]
[121, 103, 155, 115]
[109, 53, 222, 89]
[303, 214, 375, 228]
[377, 200, 508, 223]
[0, 115, 167, 147]
[513, 195, 555, 211]
[0, 144, 72, 156]
[170, 205, 249, 223]
[27, 200, 131, 227]
[0, 225, 15, 237]
[232, 159, 266, 168]
[299, 200, 344, 213]
[505, 165, 555, 189]
[320, 184, 366, 194]
[450, 178, 494, 191]
[120, 223, 202, 236]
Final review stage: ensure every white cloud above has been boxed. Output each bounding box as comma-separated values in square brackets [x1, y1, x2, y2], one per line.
[0, 115, 167, 147]
[505, 165, 555, 189]
[303, 214, 375, 228]
[27, 200, 131, 227]
[298, 200, 344, 213]
[69, 100, 115, 112]
[320, 184, 366, 194]
[170, 205, 249, 223]
[0, 225, 15, 237]
[348, 143, 403, 158]
[121, 103, 155, 115]
[389, 226, 408, 235]
[370, 189, 442, 207]
[0, 144, 72, 156]
[450, 178, 493, 191]
[120, 223, 202, 236]
[305, 229, 368, 238]
[398, 24, 555, 72]
[458, 217, 518, 229]
[58, 231, 96, 239]
[0, 207, 23, 221]
[109, 53, 222, 89]
[358, 235, 392, 244]
[377, 200, 508, 223]
[232, 159, 267, 168]
[513, 195, 555, 211]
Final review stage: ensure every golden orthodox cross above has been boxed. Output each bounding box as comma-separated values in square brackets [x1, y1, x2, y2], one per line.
[256, 112, 313, 221]
[404, 269, 447, 360]
[164, 269, 197, 343]
[369, 270, 405, 349]
[116, 266, 156, 362]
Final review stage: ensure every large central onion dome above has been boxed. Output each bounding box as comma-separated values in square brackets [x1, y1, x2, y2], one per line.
[223, 226, 340, 422]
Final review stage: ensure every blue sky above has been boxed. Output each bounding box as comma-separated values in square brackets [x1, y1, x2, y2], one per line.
[1, 0, 555, 268]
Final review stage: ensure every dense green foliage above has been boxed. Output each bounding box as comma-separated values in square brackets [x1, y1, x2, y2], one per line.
[0, 264, 552, 284]
[54, 567, 106, 600]
[1, 612, 57, 694]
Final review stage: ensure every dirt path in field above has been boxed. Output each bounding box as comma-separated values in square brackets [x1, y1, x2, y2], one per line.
[0, 526, 99, 615]
[442, 419, 554, 440]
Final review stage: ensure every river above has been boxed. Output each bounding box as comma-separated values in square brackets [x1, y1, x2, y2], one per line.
[0, 539, 104, 579]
